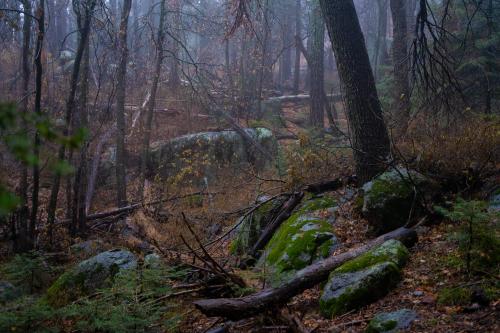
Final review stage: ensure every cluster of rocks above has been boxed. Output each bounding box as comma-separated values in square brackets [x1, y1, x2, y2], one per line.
[229, 167, 435, 329]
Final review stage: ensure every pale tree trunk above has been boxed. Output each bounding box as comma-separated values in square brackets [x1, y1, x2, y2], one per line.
[320, 0, 391, 184]
[373, 0, 389, 81]
[390, 0, 411, 133]
[139, 0, 167, 200]
[309, 0, 325, 128]
[115, 0, 132, 208]
[293, 0, 301, 95]
[46, 0, 96, 244]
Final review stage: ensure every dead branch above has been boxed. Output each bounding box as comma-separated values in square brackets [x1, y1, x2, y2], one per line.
[194, 227, 417, 319]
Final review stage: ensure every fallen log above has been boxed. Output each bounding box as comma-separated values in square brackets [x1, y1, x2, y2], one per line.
[194, 226, 417, 319]
[250, 192, 305, 258]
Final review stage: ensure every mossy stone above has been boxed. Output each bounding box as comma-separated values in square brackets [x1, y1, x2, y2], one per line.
[46, 249, 137, 307]
[319, 240, 409, 318]
[258, 196, 339, 285]
[230, 195, 288, 255]
[320, 262, 402, 318]
[362, 168, 437, 233]
[365, 309, 417, 332]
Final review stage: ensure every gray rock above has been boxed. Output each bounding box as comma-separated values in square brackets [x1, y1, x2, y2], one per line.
[148, 128, 277, 185]
[365, 309, 418, 333]
[230, 195, 287, 255]
[0, 281, 21, 303]
[46, 249, 137, 306]
[320, 262, 402, 318]
[70, 239, 105, 258]
[361, 167, 438, 233]
[144, 253, 162, 268]
[489, 192, 500, 212]
[320, 240, 409, 318]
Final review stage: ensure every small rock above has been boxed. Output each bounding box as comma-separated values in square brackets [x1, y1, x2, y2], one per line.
[413, 290, 424, 297]
[0, 281, 21, 303]
[46, 249, 137, 306]
[144, 253, 162, 268]
[70, 239, 105, 258]
[365, 309, 418, 333]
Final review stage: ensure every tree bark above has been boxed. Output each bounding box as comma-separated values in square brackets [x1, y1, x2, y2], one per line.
[46, 0, 96, 243]
[293, 0, 301, 94]
[194, 227, 417, 319]
[139, 0, 167, 200]
[390, 0, 410, 132]
[309, 0, 325, 128]
[30, 0, 45, 249]
[319, 0, 391, 184]
[115, 0, 132, 208]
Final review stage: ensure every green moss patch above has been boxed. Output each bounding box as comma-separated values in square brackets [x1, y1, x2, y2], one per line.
[258, 196, 338, 284]
[319, 240, 409, 318]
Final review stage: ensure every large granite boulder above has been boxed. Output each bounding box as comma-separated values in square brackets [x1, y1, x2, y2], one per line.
[258, 196, 339, 285]
[365, 309, 418, 333]
[320, 240, 409, 318]
[46, 249, 137, 306]
[148, 128, 277, 184]
[362, 168, 437, 234]
[230, 195, 288, 256]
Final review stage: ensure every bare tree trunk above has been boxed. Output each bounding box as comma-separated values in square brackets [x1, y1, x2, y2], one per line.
[309, 0, 325, 128]
[15, 0, 32, 251]
[72, 33, 91, 235]
[139, 0, 166, 200]
[293, 0, 301, 95]
[320, 0, 391, 184]
[169, 0, 181, 90]
[30, 0, 45, 249]
[373, 0, 389, 81]
[115, 0, 132, 208]
[390, 0, 410, 132]
[46, 0, 96, 244]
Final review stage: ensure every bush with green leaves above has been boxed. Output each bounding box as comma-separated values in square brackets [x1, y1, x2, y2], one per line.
[0, 102, 87, 219]
[436, 198, 500, 275]
[0, 251, 53, 294]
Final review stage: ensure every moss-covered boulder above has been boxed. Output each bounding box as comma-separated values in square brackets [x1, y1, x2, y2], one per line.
[320, 240, 409, 318]
[46, 249, 137, 307]
[365, 309, 418, 333]
[148, 128, 277, 185]
[230, 195, 288, 255]
[258, 196, 339, 285]
[362, 168, 437, 233]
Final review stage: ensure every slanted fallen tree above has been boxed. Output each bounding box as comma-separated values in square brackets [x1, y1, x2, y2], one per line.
[193, 226, 417, 319]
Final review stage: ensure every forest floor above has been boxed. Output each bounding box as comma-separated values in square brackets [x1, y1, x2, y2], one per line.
[1, 99, 498, 332]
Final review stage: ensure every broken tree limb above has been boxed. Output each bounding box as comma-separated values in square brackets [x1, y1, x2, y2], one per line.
[250, 192, 305, 258]
[303, 178, 344, 194]
[193, 226, 417, 320]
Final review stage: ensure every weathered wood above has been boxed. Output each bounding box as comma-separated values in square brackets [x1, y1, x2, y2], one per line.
[250, 192, 305, 258]
[194, 227, 417, 319]
[268, 94, 342, 104]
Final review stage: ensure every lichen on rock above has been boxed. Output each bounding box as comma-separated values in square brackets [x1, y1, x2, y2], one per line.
[361, 168, 437, 233]
[46, 249, 137, 307]
[319, 240, 409, 318]
[258, 196, 339, 285]
[230, 195, 288, 255]
[365, 309, 418, 333]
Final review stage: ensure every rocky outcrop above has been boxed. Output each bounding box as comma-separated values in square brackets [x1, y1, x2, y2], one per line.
[365, 309, 418, 332]
[258, 196, 339, 285]
[320, 240, 409, 318]
[46, 249, 137, 306]
[361, 168, 437, 233]
[148, 128, 277, 184]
